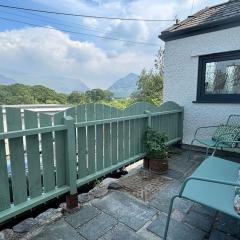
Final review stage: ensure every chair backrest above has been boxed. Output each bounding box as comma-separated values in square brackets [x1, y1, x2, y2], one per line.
[226, 115, 240, 126]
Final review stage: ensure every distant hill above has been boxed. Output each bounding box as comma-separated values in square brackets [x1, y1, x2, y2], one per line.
[0, 74, 16, 85]
[77, 82, 89, 92]
[46, 76, 90, 93]
[57, 80, 89, 93]
[108, 73, 139, 98]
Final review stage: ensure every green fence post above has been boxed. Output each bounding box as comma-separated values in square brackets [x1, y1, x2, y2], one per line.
[143, 110, 152, 169]
[64, 116, 78, 209]
[144, 110, 152, 128]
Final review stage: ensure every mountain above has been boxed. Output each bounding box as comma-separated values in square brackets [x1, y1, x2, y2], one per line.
[45, 76, 90, 93]
[73, 81, 89, 92]
[108, 73, 139, 98]
[55, 80, 90, 93]
[0, 74, 16, 85]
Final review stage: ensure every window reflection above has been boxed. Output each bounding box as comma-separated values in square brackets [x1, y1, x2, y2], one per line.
[205, 59, 240, 94]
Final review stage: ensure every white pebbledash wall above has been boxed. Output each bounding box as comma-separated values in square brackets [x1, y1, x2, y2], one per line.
[163, 26, 240, 145]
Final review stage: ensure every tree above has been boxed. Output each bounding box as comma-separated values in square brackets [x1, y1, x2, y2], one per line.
[68, 91, 86, 104]
[104, 98, 134, 109]
[8, 84, 36, 104]
[132, 48, 164, 105]
[85, 89, 113, 102]
[0, 83, 69, 105]
[54, 93, 68, 104]
[31, 85, 58, 104]
[154, 47, 164, 75]
[0, 85, 11, 104]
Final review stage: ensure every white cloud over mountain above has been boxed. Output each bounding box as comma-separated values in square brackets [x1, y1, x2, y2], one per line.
[0, 27, 154, 90]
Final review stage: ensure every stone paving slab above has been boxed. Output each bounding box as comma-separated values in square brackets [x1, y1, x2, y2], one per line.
[137, 226, 162, 240]
[152, 181, 182, 200]
[150, 181, 193, 214]
[147, 212, 206, 240]
[209, 229, 239, 240]
[168, 158, 197, 173]
[13, 218, 38, 233]
[183, 210, 214, 233]
[77, 212, 118, 240]
[65, 205, 100, 228]
[213, 213, 240, 239]
[92, 191, 157, 231]
[100, 223, 144, 240]
[32, 219, 83, 240]
[163, 169, 184, 180]
[191, 204, 217, 218]
[150, 197, 193, 215]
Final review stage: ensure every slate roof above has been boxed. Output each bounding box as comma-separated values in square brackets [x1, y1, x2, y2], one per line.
[159, 0, 240, 41]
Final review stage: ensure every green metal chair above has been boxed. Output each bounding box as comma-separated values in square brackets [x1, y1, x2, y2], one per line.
[163, 156, 240, 240]
[188, 114, 240, 160]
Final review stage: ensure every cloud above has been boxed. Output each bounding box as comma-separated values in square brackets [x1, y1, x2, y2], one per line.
[0, 27, 155, 91]
[106, 20, 149, 42]
[1, 0, 226, 93]
[33, 0, 176, 44]
[82, 18, 99, 28]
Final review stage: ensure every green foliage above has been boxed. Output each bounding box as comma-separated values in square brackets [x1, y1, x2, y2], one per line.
[54, 93, 68, 104]
[144, 127, 168, 159]
[132, 69, 163, 105]
[132, 47, 164, 106]
[154, 48, 164, 75]
[0, 84, 118, 106]
[32, 85, 56, 103]
[0, 84, 36, 104]
[85, 88, 113, 102]
[93, 179, 102, 187]
[67, 91, 86, 104]
[0, 84, 67, 105]
[102, 98, 134, 109]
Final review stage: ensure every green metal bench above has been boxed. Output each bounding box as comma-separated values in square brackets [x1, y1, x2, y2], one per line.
[163, 156, 240, 240]
[188, 114, 240, 159]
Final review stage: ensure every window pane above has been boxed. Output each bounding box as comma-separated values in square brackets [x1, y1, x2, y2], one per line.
[205, 59, 240, 94]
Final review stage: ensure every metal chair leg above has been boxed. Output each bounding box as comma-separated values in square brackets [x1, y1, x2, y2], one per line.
[163, 195, 179, 240]
[205, 147, 209, 158]
[188, 140, 195, 161]
[212, 147, 217, 156]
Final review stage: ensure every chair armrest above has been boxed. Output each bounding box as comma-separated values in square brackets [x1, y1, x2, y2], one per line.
[179, 176, 240, 196]
[194, 126, 219, 138]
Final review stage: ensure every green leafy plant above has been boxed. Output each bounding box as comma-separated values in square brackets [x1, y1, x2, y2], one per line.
[144, 127, 168, 159]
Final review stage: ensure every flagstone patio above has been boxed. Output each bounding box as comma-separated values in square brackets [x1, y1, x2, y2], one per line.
[9, 150, 240, 240]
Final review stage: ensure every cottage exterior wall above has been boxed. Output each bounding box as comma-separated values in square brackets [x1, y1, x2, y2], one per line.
[163, 26, 240, 144]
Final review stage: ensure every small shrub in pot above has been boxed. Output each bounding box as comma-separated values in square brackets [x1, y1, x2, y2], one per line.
[143, 127, 168, 173]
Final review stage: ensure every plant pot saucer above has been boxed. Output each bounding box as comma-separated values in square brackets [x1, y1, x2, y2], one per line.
[149, 169, 168, 175]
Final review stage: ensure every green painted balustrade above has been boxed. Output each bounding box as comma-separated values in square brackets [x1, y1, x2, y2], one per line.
[0, 101, 183, 223]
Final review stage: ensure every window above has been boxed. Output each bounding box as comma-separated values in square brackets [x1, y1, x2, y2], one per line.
[197, 50, 240, 103]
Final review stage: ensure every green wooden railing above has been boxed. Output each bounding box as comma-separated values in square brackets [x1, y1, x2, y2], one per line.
[0, 101, 183, 223]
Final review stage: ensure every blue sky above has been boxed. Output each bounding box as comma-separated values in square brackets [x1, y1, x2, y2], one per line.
[0, 0, 226, 92]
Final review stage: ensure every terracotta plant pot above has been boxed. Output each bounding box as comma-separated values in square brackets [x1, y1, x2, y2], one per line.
[146, 156, 168, 174]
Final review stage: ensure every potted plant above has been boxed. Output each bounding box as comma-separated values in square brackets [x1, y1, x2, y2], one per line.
[143, 127, 168, 174]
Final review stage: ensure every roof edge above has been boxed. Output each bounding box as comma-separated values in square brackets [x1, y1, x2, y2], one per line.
[159, 15, 240, 42]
